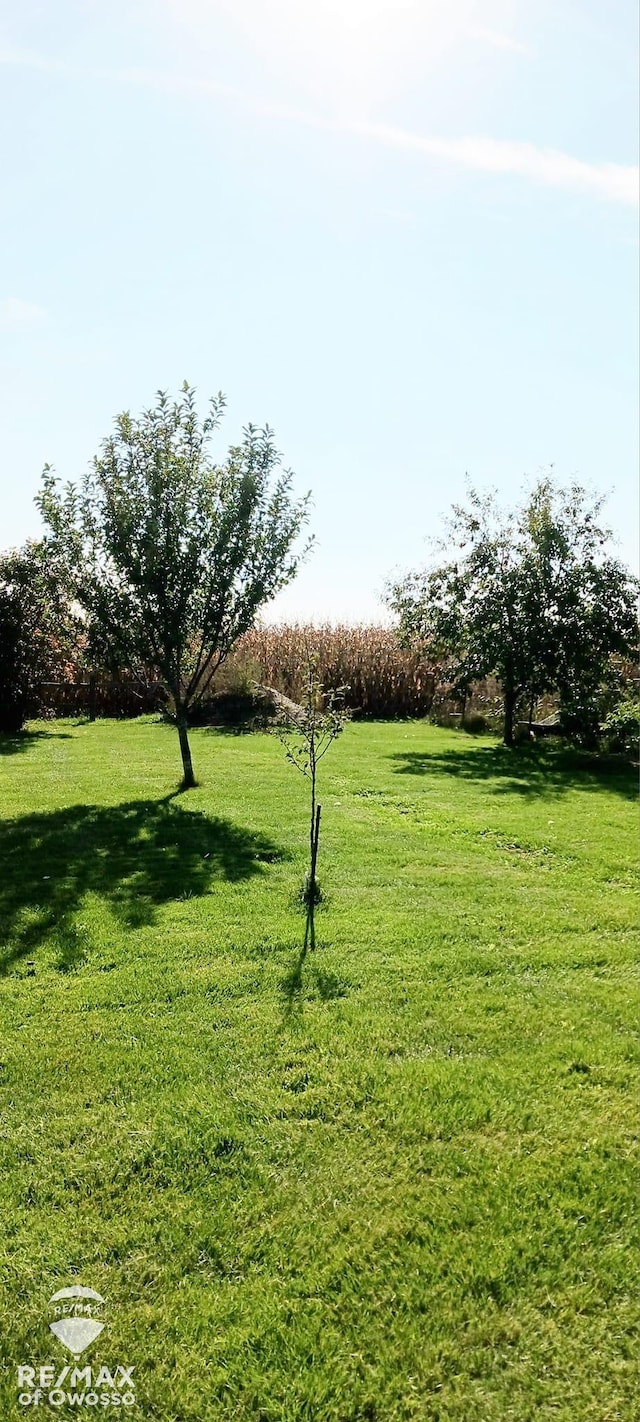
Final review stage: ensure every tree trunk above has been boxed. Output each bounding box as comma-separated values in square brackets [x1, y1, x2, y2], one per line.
[503, 685, 516, 747]
[309, 764, 316, 878]
[177, 714, 196, 788]
[304, 804, 321, 952]
[309, 803, 321, 903]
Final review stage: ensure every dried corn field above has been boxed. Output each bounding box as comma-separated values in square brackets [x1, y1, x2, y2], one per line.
[225, 623, 437, 719]
[35, 626, 509, 724]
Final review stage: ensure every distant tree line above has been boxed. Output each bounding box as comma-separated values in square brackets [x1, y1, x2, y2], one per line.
[1, 385, 638, 763]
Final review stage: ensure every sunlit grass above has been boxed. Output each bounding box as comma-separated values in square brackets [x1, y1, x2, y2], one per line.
[0, 718, 638, 1420]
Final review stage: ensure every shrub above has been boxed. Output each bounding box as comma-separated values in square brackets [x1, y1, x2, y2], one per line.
[602, 696, 640, 756]
[0, 541, 81, 734]
[0, 590, 28, 732]
[462, 712, 488, 734]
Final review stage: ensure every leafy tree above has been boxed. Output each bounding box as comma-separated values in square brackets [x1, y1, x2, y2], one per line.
[387, 477, 638, 747]
[0, 540, 81, 733]
[276, 655, 349, 949]
[37, 384, 312, 786]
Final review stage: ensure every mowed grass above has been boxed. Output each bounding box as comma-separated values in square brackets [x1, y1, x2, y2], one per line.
[0, 718, 638, 1421]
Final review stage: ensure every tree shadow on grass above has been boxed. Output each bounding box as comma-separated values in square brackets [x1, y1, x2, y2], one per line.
[279, 946, 352, 1019]
[389, 742, 638, 801]
[280, 946, 308, 1017]
[0, 729, 74, 756]
[0, 794, 283, 976]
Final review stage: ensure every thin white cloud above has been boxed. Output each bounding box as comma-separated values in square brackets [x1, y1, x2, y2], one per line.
[0, 44, 71, 74]
[352, 123, 639, 208]
[111, 68, 640, 207]
[110, 63, 316, 125]
[0, 45, 637, 209]
[468, 25, 531, 55]
[0, 297, 47, 329]
[375, 208, 415, 223]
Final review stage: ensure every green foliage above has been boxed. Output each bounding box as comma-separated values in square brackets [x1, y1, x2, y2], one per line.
[602, 693, 640, 755]
[0, 720, 637, 1419]
[0, 539, 81, 733]
[462, 711, 488, 734]
[388, 476, 639, 747]
[36, 382, 311, 783]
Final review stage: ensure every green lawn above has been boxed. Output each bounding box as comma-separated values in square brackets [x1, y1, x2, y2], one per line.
[0, 718, 638, 1421]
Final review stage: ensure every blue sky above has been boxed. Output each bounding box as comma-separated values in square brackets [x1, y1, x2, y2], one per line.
[1, 0, 637, 619]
